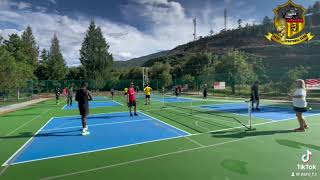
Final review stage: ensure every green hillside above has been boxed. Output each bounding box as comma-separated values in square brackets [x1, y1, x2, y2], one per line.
[142, 16, 320, 80]
[114, 50, 169, 67]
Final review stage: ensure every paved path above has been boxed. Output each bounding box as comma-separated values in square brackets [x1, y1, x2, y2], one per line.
[0, 98, 50, 115]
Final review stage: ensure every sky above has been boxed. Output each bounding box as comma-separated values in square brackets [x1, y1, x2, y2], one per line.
[0, 0, 318, 66]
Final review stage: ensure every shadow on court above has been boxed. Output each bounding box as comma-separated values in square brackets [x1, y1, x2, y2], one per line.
[210, 129, 295, 139]
[276, 139, 320, 151]
[221, 159, 249, 175]
[0, 130, 82, 139]
[0, 113, 39, 118]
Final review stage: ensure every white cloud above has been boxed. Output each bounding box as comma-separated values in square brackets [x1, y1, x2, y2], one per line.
[16, 2, 32, 9]
[48, 0, 57, 4]
[0, 0, 256, 66]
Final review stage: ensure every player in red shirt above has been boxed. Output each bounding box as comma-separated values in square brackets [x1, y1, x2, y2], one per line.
[128, 82, 138, 116]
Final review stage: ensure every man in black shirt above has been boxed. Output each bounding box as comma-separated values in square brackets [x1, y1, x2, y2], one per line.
[55, 87, 61, 105]
[251, 81, 260, 111]
[203, 84, 208, 99]
[75, 82, 92, 136]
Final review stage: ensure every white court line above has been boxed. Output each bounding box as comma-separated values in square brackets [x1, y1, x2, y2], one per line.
[2, 111, 191, 166]
[1, 117, 54, 167]
[7, 134, 188, 167]
[40, 136, 258, 180]
[41, 119, 153, 132]
[53, 111, 129, 119]
[40, 116, 316, 180]
[139, 111, 191, 135]
[60, 105, 67, 110]
[139, 111, 203, 147]
[112, 100, 123, 106]
[0, 108, 52, 143]
[5, 110, 320, 168]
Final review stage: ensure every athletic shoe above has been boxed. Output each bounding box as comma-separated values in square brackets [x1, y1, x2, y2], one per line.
[294, 128, 305, 132]
[82, 131, 90, 136]
[134, 113, 138, 116]
[82, 129, 90, 136]
[130, 113, 133, 116]
[256, 108, 260, 111]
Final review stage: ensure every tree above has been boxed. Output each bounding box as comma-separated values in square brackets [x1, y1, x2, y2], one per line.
[215, 49, 255, 94]
[80, 21, 113, 88]
[47, 34, 67, 80]
[35, 48, 49, 80]
[161, 71, 172, 88]
[313, 1, 320, 14]
[4, 34, 29, 63]
[262, 16, 272, 25]
[0, 46, 33, 99]
[66, 66, 85, 80]
[280, 66, 309, 93]
[183, 53, 215, 77]
[21, 26, 39, 68]
[181, 74, 195, 85]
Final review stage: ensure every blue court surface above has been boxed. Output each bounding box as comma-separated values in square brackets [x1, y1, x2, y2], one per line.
[7, 112, 189, 165]
[200, 103, 320, 121]
[156, 97, 197, 103]
[92, 96, 109, 101]
[63, 101, 121, 110]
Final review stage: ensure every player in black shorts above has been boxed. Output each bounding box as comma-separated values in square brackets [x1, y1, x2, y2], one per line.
[203, 84, 208, 99]
[250, 81, 260, 111]
[75, 82, 92, 136]
[55, 87, 61, 105]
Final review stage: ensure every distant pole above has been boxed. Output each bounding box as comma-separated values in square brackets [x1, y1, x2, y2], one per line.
[193, 18, 197, 41]
[224, 8, 227, 30]
[142, 67, 149, 88]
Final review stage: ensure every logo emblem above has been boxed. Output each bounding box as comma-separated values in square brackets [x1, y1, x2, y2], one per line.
[265, 0, 314, 45]
[301, 149, 312, 163]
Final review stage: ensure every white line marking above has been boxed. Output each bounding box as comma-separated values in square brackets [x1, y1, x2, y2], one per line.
[40, 136, 257, 180]
[61, 105, 67, 110]
[41, 119, 153, 132]
[0, 108, 52, 143]
[53, 111, 129, 119]
[195, 121, 210, 131]
[8, 134, 188, 167]
[3, 111, 191, 166]
[41, 115, 319, 180]
[139, 111, 203, 147]
[139, 111, 191, 135]
[1, 117, 54, 167]
[112, 100, 123, 106]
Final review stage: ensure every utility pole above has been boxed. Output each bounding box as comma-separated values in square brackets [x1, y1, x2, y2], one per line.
[224, 8, 227, 30]
[193, 18, 197, 41]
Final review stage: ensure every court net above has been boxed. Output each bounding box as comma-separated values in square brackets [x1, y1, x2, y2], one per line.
[143, 93, 253, 133]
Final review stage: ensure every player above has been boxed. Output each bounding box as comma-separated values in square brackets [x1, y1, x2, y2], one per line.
[111, 87, 115, 100]
[250, 81, 260, 111]
[144, 84, 152, 105]
[178, 85, 182, 96]
[128, 82, 138, 116]
[288, 79, 308, 132]
[63, 87, 68, 100]
[203, 84, 208, 99]
[175, 86, 178, 97]
[67, 84, 74, 106]
[75, 82, 92, 136]
[55, 87, 61, 105]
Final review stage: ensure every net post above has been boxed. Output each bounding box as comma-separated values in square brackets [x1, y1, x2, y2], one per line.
[246, 100, 254, 131]
[162, 91, 165, 108]
[190, 98, 193, 116]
